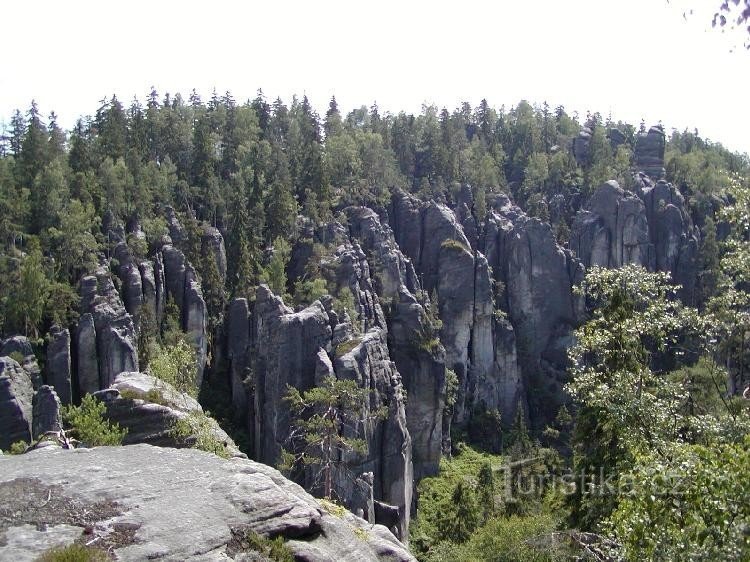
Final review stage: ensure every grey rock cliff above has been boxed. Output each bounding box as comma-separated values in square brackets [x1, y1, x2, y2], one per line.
[75, 314, 99, 396]
[635, 125, 666, 180]
[31, 385, 62, 439]
[81, 268, 138, 388]
[0, 336, 42, 390]
[0, 357, 33, 450]
[46, 326, 71, 405]
[333, 329, 413, 540]
[101, 371, 244, 458]
[0, 445, 415, 562]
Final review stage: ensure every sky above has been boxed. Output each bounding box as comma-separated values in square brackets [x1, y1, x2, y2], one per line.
[1, 0, 749, 154]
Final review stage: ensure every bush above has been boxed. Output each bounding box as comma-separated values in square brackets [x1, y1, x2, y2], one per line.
[7, 440, 28, 454]
[231, 529, 294, 562]
[37, 543, 108, 562]
[148, 338, 198, 397]
[170, 411, 230, 459]
[63, 395, 126, 446]
[440, 238, 469, 253]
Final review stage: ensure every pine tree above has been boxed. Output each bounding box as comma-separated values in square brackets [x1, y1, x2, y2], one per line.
[477, 462, 496, 523]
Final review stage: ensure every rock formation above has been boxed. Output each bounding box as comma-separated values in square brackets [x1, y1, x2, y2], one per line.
[31, 385, 62, 439]
[571, 179, 699, 303]
[0, 357, 33, 450]
[78, 267, 138, 389]
[635, 125, 666, 180]
[0, 336, 42, 389]
[46, 326, 71, 405]
[98, 371, 244, 458]
[0, 445, 414, 561]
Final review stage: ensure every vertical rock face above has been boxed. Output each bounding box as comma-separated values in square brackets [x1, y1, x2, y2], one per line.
[333, 330, 413, 540]
[183, 265, 208, 388]
[113, 242, 144, 318]
[139, 260, 158, 323]
[387, 288, 446, 480]
[0, 336, 42, 390]
[202, 225, 227, 284]
[252, 286, 333, 464]
[162, 245, 187, 310]
[75, 313, 99, 396]
[571, 179, 700, 303]
[227, 298, 250, 422]
[247, 281, 414, 538]
[484, 206, 582, 425]
[81, 268, 138, 389]
[345, 207, 420, 299]
[0, 357, 33, 449]
[571, 181, 653, 270]
[46, 326, 71, 405]
[345, 206, 445, 480]
[635, 125, 666, 180]
[572, 126, 592, 167]
[31, 385, 62, 439]
[160, 245, 208, 386]
[642, 179, 700, 303]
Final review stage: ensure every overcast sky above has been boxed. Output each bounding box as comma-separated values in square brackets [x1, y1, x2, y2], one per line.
[1, 0, 748, 154]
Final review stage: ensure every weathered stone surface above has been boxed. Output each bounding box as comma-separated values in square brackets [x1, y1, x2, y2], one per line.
[202, 225, 227, 284]
[227, 298, 250, 421]
[573, 126, 592, 166]
[333, 329, 413, 541]
[184, 265, 208, 388]
[484, 207, 581, 426]
[46, 326, 71, 405]
[0, 445, 415, 561]
[83, 269, 138, 388]
[162, 244, 187, 310]
[31, 385, 62, 439]
[635, 125, 666, 180]
[138, 260, 158, 322]
[345, 206, 419, 299]
[252, 286, 332, 464]
[103, 371, 244, 458]
[389, 190, 424, 269]
[75, 313, 99, 395]
[571, 181, 653, 269]
[437, 240, 475, 419]
[0, 357, 33, 450]
[608, 127, 627, 150]
[0, 336, 42, 389]
[165, 205, 187, 247]
[387, 288, 446, 480]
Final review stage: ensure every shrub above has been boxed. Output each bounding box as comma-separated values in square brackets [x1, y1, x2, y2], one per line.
[440, 238, 469, 253]
[232, 529, 294, 562]
[37, 543, 108, 562]
[148, 339, 198, 397]
[7, 440, 28, 455]
[335, 337, 362, 358]
[170, 411, 230, 459]
[63, 395, 127, 446]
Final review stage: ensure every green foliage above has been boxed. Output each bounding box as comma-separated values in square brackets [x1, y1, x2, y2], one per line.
[62, 394, 127, 446]
[149, 338, 197, 397]
[439, 238, 469, 253]
[47, 198, 100, 282]
[36, 543, 109, 562]
[334, 337, 362, 358]
[232, 529, 295, 562]
[170, 410, 230, 459]
[3, 244, 49, 338]
[292, 277, 328, 307]
[7, 440, 28, 454]
[609, 437, 750, 561]
[260, 236, 291, 298]
[282, 376, 379, 499]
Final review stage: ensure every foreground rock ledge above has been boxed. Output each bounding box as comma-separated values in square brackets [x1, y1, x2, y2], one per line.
[0, 444, 415, 562]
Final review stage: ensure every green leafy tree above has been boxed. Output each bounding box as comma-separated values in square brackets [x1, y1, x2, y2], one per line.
[4, 244, 50, 338]
[261, 237, 291, 298]
[438, 480, 479, 543]
[566, 265, 709, 530]
[282, 376, 375, 500]
[149, 338, 198, 397]
[47, 199, 101, 283]
[63, 394, 127, 446]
